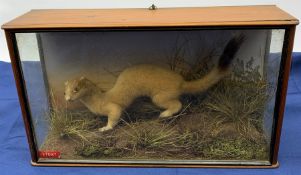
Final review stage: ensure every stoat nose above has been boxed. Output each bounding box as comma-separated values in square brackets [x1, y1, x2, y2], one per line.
[65, 96, 71, 101]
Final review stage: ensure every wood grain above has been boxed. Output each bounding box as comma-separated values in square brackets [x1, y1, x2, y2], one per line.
[271, 26, 296, 165]
[1, 5, 299, 29]
[31, 161, 279, 168]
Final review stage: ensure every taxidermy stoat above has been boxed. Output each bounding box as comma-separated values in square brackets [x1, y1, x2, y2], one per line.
[64, 35, 244, 132]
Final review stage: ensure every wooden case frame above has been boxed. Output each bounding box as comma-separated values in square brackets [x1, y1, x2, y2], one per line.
[2, 5, 299, 168]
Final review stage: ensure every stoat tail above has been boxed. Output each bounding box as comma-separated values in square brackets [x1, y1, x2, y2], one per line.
[181, 35, 245, 94]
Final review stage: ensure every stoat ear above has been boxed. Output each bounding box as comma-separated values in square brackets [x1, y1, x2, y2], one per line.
[78, 76, 88, 88]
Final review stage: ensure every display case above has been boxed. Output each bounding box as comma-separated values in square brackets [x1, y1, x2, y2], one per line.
[2, 5, 299, 168]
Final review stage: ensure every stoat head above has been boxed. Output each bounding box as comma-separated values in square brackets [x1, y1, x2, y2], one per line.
[64, 76, 90, 101]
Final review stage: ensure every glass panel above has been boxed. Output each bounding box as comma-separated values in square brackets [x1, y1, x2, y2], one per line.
[15, 33, 50, 148]
[15, 28, 285, 165]
[264, 29, 285, 147]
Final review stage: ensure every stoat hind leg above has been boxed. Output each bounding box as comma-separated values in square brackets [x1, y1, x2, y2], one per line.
[152, 93, 182, 118]
[99, 103, 122, 132]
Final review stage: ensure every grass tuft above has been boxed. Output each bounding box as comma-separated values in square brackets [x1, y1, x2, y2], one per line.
[47, 91, 102, 143]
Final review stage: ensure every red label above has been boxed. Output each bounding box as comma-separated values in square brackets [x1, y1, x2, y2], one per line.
[38, 151, 61, 159]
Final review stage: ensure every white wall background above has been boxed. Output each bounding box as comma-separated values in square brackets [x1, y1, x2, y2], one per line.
[0, 0, 300, 62]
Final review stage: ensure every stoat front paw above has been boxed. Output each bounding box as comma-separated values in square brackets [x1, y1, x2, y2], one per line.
[99, 126, 113, 132]
[159, 111, 173, 118]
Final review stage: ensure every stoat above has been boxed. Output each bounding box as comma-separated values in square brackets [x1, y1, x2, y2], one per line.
[64, 35, 244, 132]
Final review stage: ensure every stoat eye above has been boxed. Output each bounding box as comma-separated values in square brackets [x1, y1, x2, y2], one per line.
[73, 87, 79, 93]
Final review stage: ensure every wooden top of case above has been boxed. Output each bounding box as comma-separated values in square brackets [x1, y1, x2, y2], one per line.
[2, 5, 299, 30]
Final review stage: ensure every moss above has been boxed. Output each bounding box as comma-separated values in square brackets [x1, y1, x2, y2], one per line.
[203, 138, 268, 160]
[76, 142, 126, 158]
